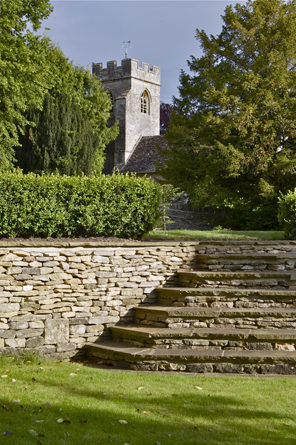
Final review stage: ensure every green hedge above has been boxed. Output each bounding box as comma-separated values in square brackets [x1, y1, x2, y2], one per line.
[0, 172, 162, 239]
[278, 189, 296, 239]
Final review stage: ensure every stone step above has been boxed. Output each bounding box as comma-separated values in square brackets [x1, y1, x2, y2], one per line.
[84, 241, 296, 374]
[196, 241, 296, 254]
[177, 270, 296, 289]
[85, 340, 296, 374]
[111, 325, 296, 351]
[195, 253, 296, 271]
[134, 305, 296, 329]
[157, 287, 296, 307]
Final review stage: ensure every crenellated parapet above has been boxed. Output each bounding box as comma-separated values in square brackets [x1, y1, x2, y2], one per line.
[92, 58, 161, 85]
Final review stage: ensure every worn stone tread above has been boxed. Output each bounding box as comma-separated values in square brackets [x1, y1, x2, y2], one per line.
[111, 325, 172, 338]
[111, 325, 296, 341]
[196, 253, 296, 260]
[85, 341, 296, 363]
[86, 341, 152, 357]
[178, 271, 296, 279]
[135, 305, 296, 317]
[157, 287, 296, 298]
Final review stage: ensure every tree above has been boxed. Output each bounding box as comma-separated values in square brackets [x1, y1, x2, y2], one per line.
[16, 93, 99, 176]
[0, 0, 54, 169]
[160, 0, 296, 229]
[15, 50, 118, 175]
[0, 0, 117, 175]
[160, 102, 172, 134]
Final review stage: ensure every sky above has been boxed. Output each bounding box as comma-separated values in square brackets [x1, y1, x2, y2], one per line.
[40, 1, 246, 103]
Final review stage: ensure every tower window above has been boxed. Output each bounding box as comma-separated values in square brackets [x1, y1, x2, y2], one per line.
[141, 90, 150, 114]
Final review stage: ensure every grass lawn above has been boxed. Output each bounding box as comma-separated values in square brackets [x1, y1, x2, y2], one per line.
[1, 356, 296, 445]
[145, 229, 285, 241]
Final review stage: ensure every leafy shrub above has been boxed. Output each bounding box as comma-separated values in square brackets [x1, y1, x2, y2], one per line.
[278, 190, 296, 239]
[0, 172, 162, 239]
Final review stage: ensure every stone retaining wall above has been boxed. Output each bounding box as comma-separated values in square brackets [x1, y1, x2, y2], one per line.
[195, 241, 296, 255]
[0, 242, 197, 359]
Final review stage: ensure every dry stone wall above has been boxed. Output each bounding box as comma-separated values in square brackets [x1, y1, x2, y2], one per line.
[0, 242, 196, 359]
[195, 242, 296, 255]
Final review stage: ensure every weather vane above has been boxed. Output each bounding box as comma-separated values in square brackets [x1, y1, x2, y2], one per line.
[123, 41, 131, 59]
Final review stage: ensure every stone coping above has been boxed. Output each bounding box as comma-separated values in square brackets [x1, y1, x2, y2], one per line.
[0, 240, 201, 248]
[197, 239, 293, 245]
[0, 238, 292, 247]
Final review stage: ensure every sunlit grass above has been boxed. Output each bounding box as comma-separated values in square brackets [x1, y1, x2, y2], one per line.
[145, 229, 285, 240]
[1, 356, 296, 444]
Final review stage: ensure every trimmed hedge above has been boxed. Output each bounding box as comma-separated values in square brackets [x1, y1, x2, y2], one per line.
[278, 189, 296, 239]
[0, 172, 162, 239]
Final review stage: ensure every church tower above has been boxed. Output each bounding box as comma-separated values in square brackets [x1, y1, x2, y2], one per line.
[92, 58, 161, 174]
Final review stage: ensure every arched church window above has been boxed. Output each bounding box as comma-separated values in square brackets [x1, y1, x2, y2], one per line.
[141, 90, 150, 114]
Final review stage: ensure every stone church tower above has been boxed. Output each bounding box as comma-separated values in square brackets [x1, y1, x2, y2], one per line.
[92, 58, 161, 174]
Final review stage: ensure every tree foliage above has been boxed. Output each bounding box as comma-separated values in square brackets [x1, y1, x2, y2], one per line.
[278, 189, 296, 239]
[15, 49, 118, 176]
[16, 93, 99, 175]
[1, 0, 117, 174]
[160, 102, 172, 134]
[0, 0, 54, 168]
[160, 0, 296, 229]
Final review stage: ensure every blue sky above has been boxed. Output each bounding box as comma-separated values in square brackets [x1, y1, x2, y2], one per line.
[41, 1, 246, 103]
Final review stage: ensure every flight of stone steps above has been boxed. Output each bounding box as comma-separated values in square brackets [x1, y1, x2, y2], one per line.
[85, 241, 296, 374]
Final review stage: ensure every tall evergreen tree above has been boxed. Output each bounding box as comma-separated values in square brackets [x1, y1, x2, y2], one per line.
[16, 49, 118, 176]
[17, 94, 95, 175]
[160, 0, 296, 229]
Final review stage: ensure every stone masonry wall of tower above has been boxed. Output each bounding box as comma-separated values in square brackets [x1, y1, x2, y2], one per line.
[92, 59, 161, 174]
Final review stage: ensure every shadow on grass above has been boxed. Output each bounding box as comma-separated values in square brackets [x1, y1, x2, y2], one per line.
[144, 230, 285, 241]
[1, 368, 296, 445]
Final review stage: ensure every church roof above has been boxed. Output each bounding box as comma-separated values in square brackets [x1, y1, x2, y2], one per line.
[120, 135, 167, 174]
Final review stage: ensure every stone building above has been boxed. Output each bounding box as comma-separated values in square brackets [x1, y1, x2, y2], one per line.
[92, 57, 227, 229]
[92, 58, 162, 174]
